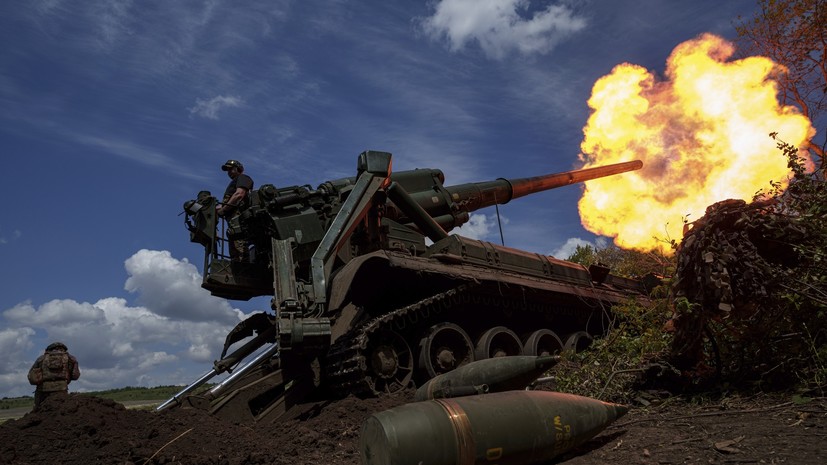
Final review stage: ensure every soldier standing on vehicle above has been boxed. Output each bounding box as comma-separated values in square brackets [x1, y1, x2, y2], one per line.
[27, 342, 80, 408]
[216, 159, 254, 262]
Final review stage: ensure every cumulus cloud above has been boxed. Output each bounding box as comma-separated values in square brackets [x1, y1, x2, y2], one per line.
[188, 95, 244, 120]
[136, 351, 178, 371]
[0, 249, 253, 397]
[452, 213, 510, 241]
[549, 236, 608, 259]
[549, 237, 590, 259]
[124, 249, 244, 323]
[187, 343, 213, 363]
[420, 0, 587, 59]
[0, 327, 36, 372]
[4, 299, 105, 326]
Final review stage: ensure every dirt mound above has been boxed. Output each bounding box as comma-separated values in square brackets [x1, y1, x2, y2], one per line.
[0, 392, 409, 465]
[1, 391, 825, 464]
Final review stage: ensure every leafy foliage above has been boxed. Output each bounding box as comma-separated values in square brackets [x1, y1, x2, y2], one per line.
[552, 294, 675, 403]
[669, 139, 827, 391]
[566, 243, 674, 279]
[551, 244, 677, 402]
[80, 385, 198, 402]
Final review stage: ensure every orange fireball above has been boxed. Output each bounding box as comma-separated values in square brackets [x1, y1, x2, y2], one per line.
[578, 33, 815, 253]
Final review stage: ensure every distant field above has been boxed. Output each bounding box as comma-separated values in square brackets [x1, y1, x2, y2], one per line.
[0, 385, 209, 411]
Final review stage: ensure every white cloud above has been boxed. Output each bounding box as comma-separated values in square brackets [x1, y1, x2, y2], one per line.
[24, 0, 289, 82]
[93, 0, 134, 50]
[136, 351, 178, 371]
[0, 249, 255, 397]
[0, 228, 22, 245]
[0, 327, 35, 372]
[453, 213, 491, 240]
[452, 213, 510, 241]
[189, 95, 244, 120]
[32, 0, 67, 15]
[187, 344, 213, 363]
[549, 237, 590, 259]
[66, 133, 210, 182]
[124, 249, 245, 323]
[420, 0, 587, 59]
[549, 236, 608, 259]
[4, 299, 104, 326]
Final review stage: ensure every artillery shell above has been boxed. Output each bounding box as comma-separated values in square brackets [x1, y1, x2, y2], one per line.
[415, 355, 559, 401]
[361, 390, 628, 465]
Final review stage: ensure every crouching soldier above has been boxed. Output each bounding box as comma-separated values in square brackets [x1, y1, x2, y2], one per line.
[27, 342, 81, 408]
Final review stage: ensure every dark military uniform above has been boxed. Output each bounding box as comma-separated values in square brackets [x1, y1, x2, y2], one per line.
[28, 342, 80, 408]
[222, 173, 254, 213]
[220, 160, 254, 261]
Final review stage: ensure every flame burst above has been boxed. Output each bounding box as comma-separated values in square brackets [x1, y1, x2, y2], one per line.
[578, 33, 815, 253]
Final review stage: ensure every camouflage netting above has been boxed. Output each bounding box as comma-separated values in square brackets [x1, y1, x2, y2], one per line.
[669, 168, 827, 389]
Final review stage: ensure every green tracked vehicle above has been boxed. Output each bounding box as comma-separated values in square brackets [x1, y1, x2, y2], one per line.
[159, 151, 650, 423]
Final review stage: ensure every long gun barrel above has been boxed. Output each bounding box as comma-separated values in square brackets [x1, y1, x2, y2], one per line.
[447, 160, 642, 212]
[385, 160, 642, 234]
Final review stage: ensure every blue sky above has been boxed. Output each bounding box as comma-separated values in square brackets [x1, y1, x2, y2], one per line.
[0, 0, 765, 397]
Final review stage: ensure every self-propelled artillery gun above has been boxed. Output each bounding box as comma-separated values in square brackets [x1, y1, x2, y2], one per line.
[160, 151, 649, 423]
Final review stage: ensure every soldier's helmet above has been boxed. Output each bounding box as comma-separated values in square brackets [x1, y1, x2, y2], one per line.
[46, 342, 68, 352]
[221, 160, 244, 172]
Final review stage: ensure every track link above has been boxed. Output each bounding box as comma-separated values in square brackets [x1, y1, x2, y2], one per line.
[324, 285, 472, 396]
[323, 284, 603, 396]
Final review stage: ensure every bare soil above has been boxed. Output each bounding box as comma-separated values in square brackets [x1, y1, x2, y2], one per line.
[1, 390, 825, 464]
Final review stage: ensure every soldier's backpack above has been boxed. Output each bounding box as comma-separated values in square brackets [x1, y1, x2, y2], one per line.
[41, 351, 70, 384]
